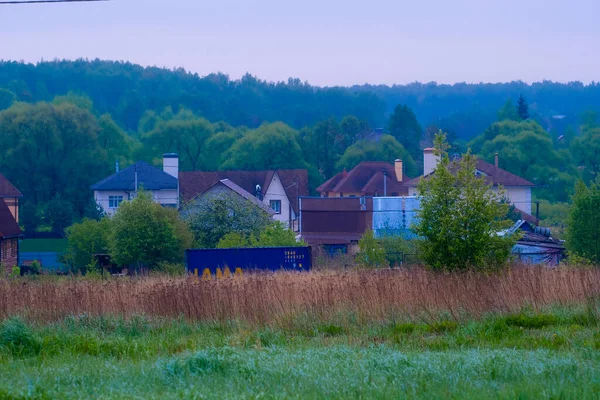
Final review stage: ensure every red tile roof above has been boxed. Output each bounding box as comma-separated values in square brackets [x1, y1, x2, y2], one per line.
[317, 162, 410, 196]
[179, 169, 309, 214]
[0, 199, 22, 239]
[405, 159, 534, 187]
[0, 174, 22, 198]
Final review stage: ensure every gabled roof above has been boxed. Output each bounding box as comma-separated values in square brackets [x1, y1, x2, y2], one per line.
[405, 159, 535, 188]
[210, 179, 275, 215]
[91, 161, 177, 191]
[0, 174, 22, 198]
[0, 199, 22, 239]
[317, 162, 410, 196]
[179, 169, 309, 214]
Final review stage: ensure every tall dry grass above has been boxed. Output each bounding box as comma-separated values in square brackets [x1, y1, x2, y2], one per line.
[0, 266, 599, 324]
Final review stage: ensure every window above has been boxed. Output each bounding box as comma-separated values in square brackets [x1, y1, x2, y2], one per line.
[109, 196, 123, 209]
[270, 200, 282, 214]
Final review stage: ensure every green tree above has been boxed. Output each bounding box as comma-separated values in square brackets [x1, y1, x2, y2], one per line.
[222, 122, 308, 170]
[497, 99, 519, 121]
[0, 102, 107, 216]
[181, 190, 273, 248]
[388, 104, 423, 160]
[469, 119, 578, 202]
[109, 192, 194, 269]
[571, 125, 600, 181]
[0, 88, 15, 111]
[65, 218, 111, 268]
[413, 133, 516, 271]
[566, 179, 600, 263]
[44, 195, 74, 233]
[517, 94, 529, 120]
[143, 118, 214, 170]
[336, 135, 418, 177]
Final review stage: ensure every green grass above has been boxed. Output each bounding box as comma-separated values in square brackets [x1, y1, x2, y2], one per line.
[19, 239, 68, 253]
[0, 308, 599, 399]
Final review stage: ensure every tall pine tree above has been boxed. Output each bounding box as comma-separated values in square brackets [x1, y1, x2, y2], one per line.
[517, 94, 529, 120]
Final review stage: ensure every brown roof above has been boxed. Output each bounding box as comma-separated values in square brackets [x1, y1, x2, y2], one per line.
[0, 199, 22, 239]
[0, 174, 22, 198]
[405, 159, 535, 187]
[179, 169, 309, 214]
[317, 162, 410, 196]
[213, 179, 275, 215]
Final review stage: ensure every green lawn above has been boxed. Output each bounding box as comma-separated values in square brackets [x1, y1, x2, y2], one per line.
[0, 309, 599, 399]
[19, 239, 68, 253]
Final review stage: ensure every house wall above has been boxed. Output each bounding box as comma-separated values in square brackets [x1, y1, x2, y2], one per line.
[95, 189, 178, 216]
[409, 186, 532, 215]
[152, 190, 179, 208]
[0, 237, 19, 273]
[1, 197, 19, 223]
[264, 172, 293, 226]
[495, 186, 532, 215]
[94, 190, 130, 216]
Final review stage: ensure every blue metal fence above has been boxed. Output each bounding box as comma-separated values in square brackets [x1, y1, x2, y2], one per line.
[19, 252, 66, 271]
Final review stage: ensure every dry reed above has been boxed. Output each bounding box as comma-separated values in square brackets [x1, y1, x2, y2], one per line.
[0, 266, 598, 324]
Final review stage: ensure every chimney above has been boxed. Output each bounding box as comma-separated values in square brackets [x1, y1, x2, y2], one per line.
[115, 160, 120, 173]
[394, 159, 403, 182]
[423, 148, 440, 176]
[495, 152, 499, 168]
[342, 168, 347, 178]
[163, 153, 179, 178]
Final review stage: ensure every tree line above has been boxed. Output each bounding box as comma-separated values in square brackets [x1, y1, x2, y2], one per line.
[0, 62, 599, 234]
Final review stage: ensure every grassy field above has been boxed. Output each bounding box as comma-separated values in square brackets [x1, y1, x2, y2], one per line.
[0, 309, 599, 399]
[0, 267, 599, 398]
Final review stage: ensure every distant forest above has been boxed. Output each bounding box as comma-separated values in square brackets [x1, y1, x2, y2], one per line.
[1, 59, 599, 138]
[0, 59, 598, 233]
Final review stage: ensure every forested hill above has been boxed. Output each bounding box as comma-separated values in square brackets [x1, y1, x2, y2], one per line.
[1, 59, 600, 139]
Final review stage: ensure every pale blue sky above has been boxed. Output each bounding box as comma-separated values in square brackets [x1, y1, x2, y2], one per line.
[1, 0, 598, 86]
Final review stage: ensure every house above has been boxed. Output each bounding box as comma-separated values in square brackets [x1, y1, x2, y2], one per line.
[317, 160, 410, 198]
[180, 179, 276, 218]
[0, 196, 23, 273]
[91, 154, 179, 216]
[299, 197, 373, 255]
[179, 169, 309, 229]
[406, 149, 535, 215]
[0, 173, 22, 223]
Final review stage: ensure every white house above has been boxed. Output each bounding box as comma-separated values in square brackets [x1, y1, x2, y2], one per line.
[91, 154, 180, 216]
[406, 149, 535, 216]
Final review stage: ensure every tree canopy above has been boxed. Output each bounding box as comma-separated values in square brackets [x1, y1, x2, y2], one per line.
[413, 133, 516, 270]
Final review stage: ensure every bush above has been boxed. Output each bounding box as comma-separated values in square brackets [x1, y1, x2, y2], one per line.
[156, 261, 186, 276]
[356, 230, 388, 268]
[0, 318, 41, 357]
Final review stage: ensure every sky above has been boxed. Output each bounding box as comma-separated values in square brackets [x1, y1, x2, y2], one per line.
[1, 0, 599, 86]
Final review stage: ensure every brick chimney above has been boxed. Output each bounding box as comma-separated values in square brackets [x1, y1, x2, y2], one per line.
[342, 168, 347, 178]
[394, 159, 403, 182]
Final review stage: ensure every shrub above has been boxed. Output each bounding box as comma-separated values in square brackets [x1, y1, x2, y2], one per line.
[0, 318, 41, 357]
[356, 230, 387, 268]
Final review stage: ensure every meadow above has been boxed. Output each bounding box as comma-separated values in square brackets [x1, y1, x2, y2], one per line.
[1, 266, 599, 399]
